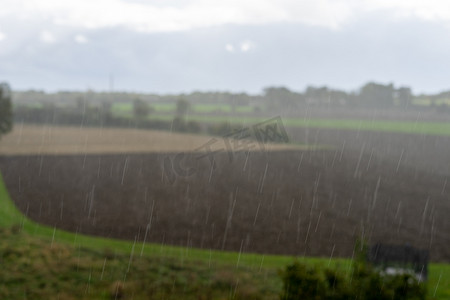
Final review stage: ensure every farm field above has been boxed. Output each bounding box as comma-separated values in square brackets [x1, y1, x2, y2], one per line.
[111, 102, 253, 116]
[0, 125, 300, 155]
[0, 124, 450, 298]
[1, 171, 449, 299]
[2, 150, 449, 261]
[1, 125, 450, 258]
[147, 114, 450, 136]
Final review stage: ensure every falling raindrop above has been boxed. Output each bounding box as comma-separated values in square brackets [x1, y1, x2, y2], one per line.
[304, 220, 312, 244]
[366, 148, 374, 171]
[126, 236, 137, 275]
[243, 151, 250, 171]
[329, 223, 335, 239]
[97, 157, 102, 178]
[330, 149, 338, 167]
[258, 255, 265, 272]
[420, 197, 430, 235]
[208, 157, 215, 182]
[100, 258, 107, 280]
[372, 176, 381, 209]
[339, 140, 346, 161]
[353, 142, 366, 178]
[222, 191, 238, 250]
[236, 240, 244, 268]
[396, 149, 404, 173]
[121, 156, 129, 185]
[441, 179, 447, 195]
[85, 269, 92, 295]
[346, 198, 352, 216]
[433, 271, 443, 297]
[51, 226, 56, 248]
[314, 211, 322, 233]
[288, 198, 295, 220]
[297, 153, 304, 172]
[258, 163, 269, 193]
[253, 200, 262, 226]
[394, 201, 401, 219]
[328, 244, 336, 266]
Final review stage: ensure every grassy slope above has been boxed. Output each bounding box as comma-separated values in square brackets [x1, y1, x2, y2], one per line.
[0, 173, 449, 299]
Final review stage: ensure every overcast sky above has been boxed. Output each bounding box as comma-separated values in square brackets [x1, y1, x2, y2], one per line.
[1, 0, 450, 94]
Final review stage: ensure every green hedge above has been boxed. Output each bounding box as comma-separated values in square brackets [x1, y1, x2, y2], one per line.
[280, 242, 427, 300]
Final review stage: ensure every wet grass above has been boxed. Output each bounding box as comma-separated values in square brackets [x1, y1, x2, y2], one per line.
[0, 173, 449, 299]
[0, 227, 285, 299]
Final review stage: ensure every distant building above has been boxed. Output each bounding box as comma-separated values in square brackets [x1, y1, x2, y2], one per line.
[367, 243, 429, 282]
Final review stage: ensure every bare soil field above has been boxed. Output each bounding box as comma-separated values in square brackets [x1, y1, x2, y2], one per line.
[0, 125, 449, 261]
[287, 126, 450, 176]
[1, 150, 449, 261]
[0, 125, 299, 155]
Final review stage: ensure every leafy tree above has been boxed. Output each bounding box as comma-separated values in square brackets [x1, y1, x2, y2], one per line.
[176, 98, 190, 116]
[305, 86, 330, 104]
[0, 82, 13, 138]
[359, 82, 394, 108]
[264, 86, 303, 110]
[133, 98, 152, 119]
[396, 87, 412, 108]
[100, 101, 113, 122]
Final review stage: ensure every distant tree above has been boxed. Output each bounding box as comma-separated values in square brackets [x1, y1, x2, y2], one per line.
[75, 96, 86, 113]
[171, 116, 186, 132]
[176, 98, 190, 116]
[186, 120, 201, 133]
[359, 82, 394, 108]
[133, 98, 152, 119]
[305, 86, 331, 105]
[264, 86, 303, 111]
[230, 94, 237, 113]
[100, 101, 113, 123]
[0, 82, 13, 138]
[396, 87, 412, 108]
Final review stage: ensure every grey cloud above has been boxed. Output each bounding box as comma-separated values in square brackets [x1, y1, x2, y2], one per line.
[2, 12, 450, 94]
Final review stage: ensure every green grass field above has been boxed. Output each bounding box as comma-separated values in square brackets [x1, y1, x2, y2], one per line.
[144, 114, 450, 136]
[0, 172, 449, 299]
[111, 102, 253, 115]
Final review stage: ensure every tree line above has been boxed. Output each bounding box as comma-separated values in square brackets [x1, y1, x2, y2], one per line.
[5, 80, 450, 138]
[12, 81, 450, 113]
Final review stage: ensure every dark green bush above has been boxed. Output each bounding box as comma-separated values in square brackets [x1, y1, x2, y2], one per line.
[386, 274, 427, 300]
[171, 117, 202, 133]
[323, 269, 353, 300]
[279, 241, 426, 300]
[186, 120, 202, 133]
[279, 262, 326, 300]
